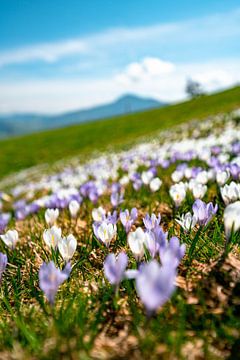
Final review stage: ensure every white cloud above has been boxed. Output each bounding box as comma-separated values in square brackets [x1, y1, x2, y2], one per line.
[0, 40, 87, 67]
[115, 57, 175, 84]
[0, 59, 239, 114]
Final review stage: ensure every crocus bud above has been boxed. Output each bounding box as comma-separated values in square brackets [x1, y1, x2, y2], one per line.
[45, 208, 59, 226]
[69, 200, 80, 218]
[127, 227, 146, 261]
[149, 177, 162, 192]
[58, 234, 77, 261]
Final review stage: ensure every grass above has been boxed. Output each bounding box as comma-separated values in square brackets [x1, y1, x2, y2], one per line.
[0, 87, 240, 358]
[0, 86, 240, 179]
[1, 158, 240, 359]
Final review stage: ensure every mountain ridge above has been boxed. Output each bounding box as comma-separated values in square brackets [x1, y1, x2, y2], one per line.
[0, 94, 166, 138]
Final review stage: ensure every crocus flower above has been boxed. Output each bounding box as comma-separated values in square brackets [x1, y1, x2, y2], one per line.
[169, 183, 186, 206]
[220, 182, 240, 205]
[144, 225, 168, 258]
[176, 212, 197, 232]
[92, 206, 106, 222]
[127, 227, 146, 261]
[141, 170, 154, 185]
[94, 221, 117, 247]
[216, 170, 230, 186]
[0, 213, 11, 233]
[0, 253, 7, 283]
[160, 236, 186, 268]
[192, 183, 207, 199]
[143, 213, 161, 231]
[136, 260, 176, 314]
[120, 208, 138, 233]
[149, 177, 162, 192]
[0, 230, 19, 249]
[104, 252, 128, 286]
[110, 192, 124, 208]
[192, 199, 218, 226]
[45, 208, 59, 226]
[58, 234, 77, 261]
[224, 201, 240, 239]
[39, 261, 70, 305]
[69, 200, 80, 218]
[43, 226, 62, 249]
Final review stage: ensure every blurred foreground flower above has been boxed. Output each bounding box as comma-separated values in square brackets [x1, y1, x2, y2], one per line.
[136, 260, 176, 314]
[39, 261, 71, 305]
[104, 252, 128, 286]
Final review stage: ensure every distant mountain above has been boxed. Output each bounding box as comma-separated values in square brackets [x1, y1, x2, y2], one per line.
[0, 94, 167, 138]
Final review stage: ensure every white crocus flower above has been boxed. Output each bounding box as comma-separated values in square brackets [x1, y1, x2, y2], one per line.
[43, 226, 62, 249]
[92, 207, 106, 222]
[141, 170, 154, 185]
[119, 175, 130, 186]
[220, 182, 240, 205]
[176, 212, 197, 231]
[216, 170, 230, 186]
[169, 183, 186, 206]
[171, 170, 184, 183]
[0, 230, 19, 249]
[127, 227, 146, 261]
[196, 171, 208, 185]
[58, 234, 77, 261]
[97, 222, 117, 247]
[192, 183, 207, 199]
[149, 177, 162, 192]
[69, 200, 80, 218]
[45, 208, 59, 226]
[224, 201, 240, 239]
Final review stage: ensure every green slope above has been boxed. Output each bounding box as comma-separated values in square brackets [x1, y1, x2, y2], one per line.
[0, 86, 240, 179]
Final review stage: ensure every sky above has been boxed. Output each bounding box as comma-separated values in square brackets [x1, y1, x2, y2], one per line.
[0, 0, 240, 114]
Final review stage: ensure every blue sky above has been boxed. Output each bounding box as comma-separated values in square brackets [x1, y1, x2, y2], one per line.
[0, 0, 240, 114]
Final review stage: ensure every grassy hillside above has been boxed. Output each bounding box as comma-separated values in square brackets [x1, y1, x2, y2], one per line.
[0, 86, 240, 179]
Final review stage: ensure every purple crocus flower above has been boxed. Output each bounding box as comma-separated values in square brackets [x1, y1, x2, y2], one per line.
[120, 208, 138, 233]
[0, 213, 11, 233]
[192, 199, 218, 226]
[104, 252, 128, 286]
[106, 210, 118, 225]
[229, 163, 240, 180]
[136, 260, 176, 314]
[145, 226, 168, 258]
[110, 192, 124, 208]
[160, 236, 186, 268]
[143, 213, 161, 231]
[39, 261, 71, 305]
[111, 182, 121, 194]
[0, 252, 7, 283]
